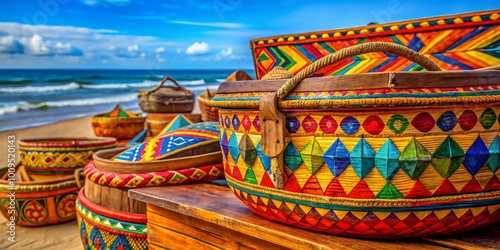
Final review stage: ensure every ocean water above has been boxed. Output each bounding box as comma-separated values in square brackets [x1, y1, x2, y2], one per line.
[0, 69, 254, 132]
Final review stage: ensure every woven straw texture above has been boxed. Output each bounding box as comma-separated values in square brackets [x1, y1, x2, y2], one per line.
[214, 42, 500, 237]
[20, 138, 116, 180]
[198, 90, 219, 122]
[0, 174, 83, 227]
[84, 160, 224, 188]
[251, 10, 500, 79]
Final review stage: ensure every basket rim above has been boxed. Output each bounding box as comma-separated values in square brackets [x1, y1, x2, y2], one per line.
[19, 137, 117, 148]
[92, 113, 145, 120]
[77, 189, 147, 223]
[92, 147, 222, 174]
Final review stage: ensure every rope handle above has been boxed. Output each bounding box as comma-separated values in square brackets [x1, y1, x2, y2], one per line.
[74, 168, 85, 189]
[146, 76, 186, 95]
[476, 65, 500, 71]
[276, 42, 442, 99]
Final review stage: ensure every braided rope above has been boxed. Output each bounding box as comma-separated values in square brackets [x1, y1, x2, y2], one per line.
[277, 42, 442, 99]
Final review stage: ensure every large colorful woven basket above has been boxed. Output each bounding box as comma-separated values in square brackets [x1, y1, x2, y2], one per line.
[91, 105, 145, 140]
[251, 10, 500, 79]
[20, 137, 117, 181]
[212, 42, 500, 238]
[77, 189, 148, 250]
[0, 165, 84, 227]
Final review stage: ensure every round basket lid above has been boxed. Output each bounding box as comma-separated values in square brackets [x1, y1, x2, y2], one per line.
[113, 122, 220, 162]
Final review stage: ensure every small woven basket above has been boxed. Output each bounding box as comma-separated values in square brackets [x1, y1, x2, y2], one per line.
[138, 76, 194, 113]
[19, 137, 117, 181]
[198, 89, 219, 122]
[0, 165, 84, 227]
[91, 115, 145, 139]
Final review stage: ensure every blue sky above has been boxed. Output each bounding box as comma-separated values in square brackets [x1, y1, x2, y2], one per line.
[0, 0, 498, 69]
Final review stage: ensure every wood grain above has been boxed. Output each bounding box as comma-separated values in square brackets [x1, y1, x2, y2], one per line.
[129, 183, 460, 249]
[84, 181, 146, 214]
[216, 71, 500, 94]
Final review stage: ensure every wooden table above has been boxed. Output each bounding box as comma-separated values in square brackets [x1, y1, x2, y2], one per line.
[129, 181, 500, 250]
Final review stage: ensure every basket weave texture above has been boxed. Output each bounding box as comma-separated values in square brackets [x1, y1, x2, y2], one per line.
[213, 42, 500, 237]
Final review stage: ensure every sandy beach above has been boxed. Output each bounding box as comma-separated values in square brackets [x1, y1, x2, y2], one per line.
[0, 103, 201, 249]
[0, 116, 95, 250]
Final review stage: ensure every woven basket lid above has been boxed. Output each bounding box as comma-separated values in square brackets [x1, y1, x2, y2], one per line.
[261, 67, 293, 80]
[101, 104, 138, 118]
[112, 122, 220, 162]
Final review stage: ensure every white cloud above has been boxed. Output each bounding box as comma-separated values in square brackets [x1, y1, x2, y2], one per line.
[215, 47, 247, 61]
[155, 47, 165, 53]
[8, 34, 83, 56]
[127, 44, 138, 52]
[186, 42, 209, 55]
[0, 36, 23, 54]
[176, 48, 181, 54]
[169, 21, 246, 29]
[0, 22, 174, 58]
[140, 52, 145, 58]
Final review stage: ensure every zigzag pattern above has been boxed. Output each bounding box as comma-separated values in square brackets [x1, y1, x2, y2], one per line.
[252, 11, 500, 79]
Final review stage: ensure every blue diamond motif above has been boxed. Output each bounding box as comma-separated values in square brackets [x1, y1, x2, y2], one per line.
[323, 138, 350, 177]
[463, 136, 489, 175]
[350, 138, 375, 178]
[286, 117, 300, 133]
[227, 132, 240, 162]
[487, 135, 500, 172]
[256, 141, 271, 174]
[375, 139, 400, 180]
[224, 116, 231, 128]
[436, 111, 458, 132]
[284, 142, 302, 171]
[340, 116, 360, 134]
[232, 115, 241, 130]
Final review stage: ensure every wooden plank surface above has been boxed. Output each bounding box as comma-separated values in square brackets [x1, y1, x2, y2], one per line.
[129, 181, 500, 249]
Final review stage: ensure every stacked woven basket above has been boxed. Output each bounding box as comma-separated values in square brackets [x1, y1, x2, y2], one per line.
[138, 76, 201, 137]
[77, 122, 225, 249]
[0, 138, 116, 227]
[91, 105, 145, 140]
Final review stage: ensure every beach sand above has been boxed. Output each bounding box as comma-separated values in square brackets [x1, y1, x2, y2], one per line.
[0, 105, 201, 249]
[0, 116, 94, 250]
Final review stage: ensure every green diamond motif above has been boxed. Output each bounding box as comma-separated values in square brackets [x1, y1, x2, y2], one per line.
[487, 135, 500, 172]
[431, 136, 465, 178]
[350, 138, 375, 178]
[300, 138, 324, 174]
[400, 138, 432, 179]
[238, 134, 257, 167]
[244, 168, 258, 184]
[375, 182, 403, 199]
[375, 139, 400, 180]
[479, 108, 496, 129]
